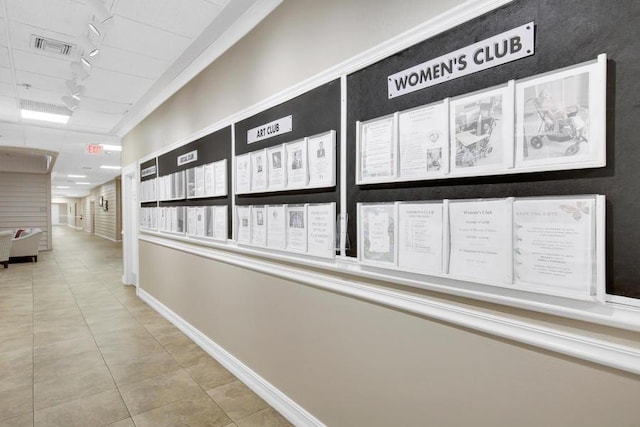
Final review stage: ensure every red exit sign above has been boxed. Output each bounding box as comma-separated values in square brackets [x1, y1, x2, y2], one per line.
[86, 144, 103, 154]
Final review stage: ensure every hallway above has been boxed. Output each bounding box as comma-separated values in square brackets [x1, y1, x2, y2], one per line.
[0, 226, 292, 427]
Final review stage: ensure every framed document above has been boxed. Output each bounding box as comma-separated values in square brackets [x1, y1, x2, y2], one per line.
[448, 198, 513, 285]
[308, 131, 336, 187]
[174, 171, 185, 199]
[236, 206, 251, 244]
[195, 166, 205, 197]
[176, 206, 186, 234]
[267, 145, 286, 190]
[250, 150, 268, 192]
[357, 114, 397, 183]
[450, 84, 514, 174]
[235, 154, 251, 194]
[286, 139, 308, 189]
[286, 205, 307, 252]
[204, 163, 215, 197]
[398, 101, 449, 179]
[205, 206, 214, 238]
[307, 203, 336, 258]
[214, 160, 227, 196]
[251, 205, 267, 246]
[170, 207, 177, 232]
[398, 202, 444, 274]
[515, 55, 606, 169]
[513, 197, 596, 295]
[196, 206, 205, 236]
[214, 206, 227, 241]
[187, 207, 197, 235]
[359, 203, 396, 267]
[266, 205, 286, 250]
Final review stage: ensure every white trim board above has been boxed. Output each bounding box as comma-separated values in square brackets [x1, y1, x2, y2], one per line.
[137, 288, 325, 427]
[139, 234, 640, 377]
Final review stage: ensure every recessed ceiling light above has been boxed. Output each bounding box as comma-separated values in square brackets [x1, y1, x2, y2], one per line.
[76, 182, 91, 185]
[100, 165, 121, 170]
[21, 109, 69, 124]
[89, 22, 101, 37]
[81, 57, 92, 68]
[68, 174, 86, 178]
[56, 186, 70, 189]
[100, 144, 122, 152]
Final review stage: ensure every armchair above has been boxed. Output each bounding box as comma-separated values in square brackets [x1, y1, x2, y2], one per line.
[10, 228, 43, 263]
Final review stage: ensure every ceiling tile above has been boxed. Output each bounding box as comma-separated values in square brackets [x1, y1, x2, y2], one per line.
[0, 66, 12, 84]
[95, 45, 169, 79]
[6, 0, 90, 39]
[16, 86, 66, 106]
[0, 95, 19, 123]
[102, 16, 190, 61]
[69, 109, 123, 132]
[12, 49, 74, 80]
[80, 97, 131, 115]
[115, 0, 222, 38]
[0, 18, 8, 46]
[15, 69, 66, 92]
[0, 81, 14, 97]
[83, 67, 154, 104]
[0, 46, 11, 68]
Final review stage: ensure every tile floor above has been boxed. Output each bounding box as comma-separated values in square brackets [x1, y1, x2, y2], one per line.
[0, 226, 293, 427]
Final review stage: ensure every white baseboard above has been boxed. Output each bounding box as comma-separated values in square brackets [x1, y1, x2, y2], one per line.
[137, 288, 325, 427]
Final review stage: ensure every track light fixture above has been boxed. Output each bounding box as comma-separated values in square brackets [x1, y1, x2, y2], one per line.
[80, 57, 92, 68]
[65, 80, 85, 100]
[61, 96, 79, 111]
[87, 0, 114, 26]
[71, 62, 89, 80]
[78, 35, 100, 57]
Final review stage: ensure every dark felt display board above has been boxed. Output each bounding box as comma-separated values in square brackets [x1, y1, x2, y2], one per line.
[156, 126, 232, 238]
[234, 79, 341, 207]
[346, 0, 640, 298]
[139, 158, 157, 181]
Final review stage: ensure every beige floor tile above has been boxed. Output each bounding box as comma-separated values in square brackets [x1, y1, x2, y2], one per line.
[235, 408, 293, 427]
[98, 338, 167, 366]
[34, 348, 105, 383]
[0, 385, 32, 422]
[34, 389, 129, 427]
[33, 326, 92, 348]
[107, 350, 182, 386]
[34, 363, 115, 410]
[0, 347, 33, 392]
[87, 317, 143, 335]
[34, 335, 98, 361]
[166, 341, 213, 368]
[0, 413, 33, 427]
[207, 381, 269, 421]
[118, 369, 202, 415]
[184, 358, 236, 390]
[105, 418, 135, 427]
[132, 392, 231, 427]
[0, 333, 32, 355]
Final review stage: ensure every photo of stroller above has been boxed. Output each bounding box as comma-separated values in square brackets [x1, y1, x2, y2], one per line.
[454, 98, 498, 168]
[526, 88, 589, 156]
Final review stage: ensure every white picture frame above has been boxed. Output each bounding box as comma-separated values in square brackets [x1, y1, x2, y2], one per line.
[285, 139, 308, 189]
[356, 113, 397, 184]
[235, 153, 251, 194]
[307, 130, 336, 187]
[267, 145, 287, 190]
[358, 203, 397, 267]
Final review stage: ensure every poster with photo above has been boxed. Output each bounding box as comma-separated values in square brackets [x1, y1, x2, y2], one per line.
[398, 101, 449, 179]
[196, 207, 206, 236]
[308, 131, 336, 187]
[236, 206, 251, 244]
[286, 139, 308, 189]
[267, 145, 286, 190]
[450, 84, 514, 174]
[214, 160, 227, 196]
[286, 205, 307, 252]
[358, 114, 396, 183]
[205, 206, 214, 238]
[515, 58, 605, 168]
[251, 205, 267, 246]
[359, 203, 396, 266]
[235, 154, 251, 194]
[250, 150, 268, 192]
[187, 207, 197, 235]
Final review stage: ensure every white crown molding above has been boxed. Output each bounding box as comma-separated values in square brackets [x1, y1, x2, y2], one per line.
[138, 288, 325, 427]
[116, 0, 283, 138]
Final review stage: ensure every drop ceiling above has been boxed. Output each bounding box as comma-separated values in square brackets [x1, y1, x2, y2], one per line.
[0, 0, 277, 198]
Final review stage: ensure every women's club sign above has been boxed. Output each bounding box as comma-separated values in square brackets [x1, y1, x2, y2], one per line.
[388, 22, 535, 99]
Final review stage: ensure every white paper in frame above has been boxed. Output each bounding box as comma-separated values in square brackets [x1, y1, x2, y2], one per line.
[285, 139, 308, 189]
[397, 201, 444, 274]
[236, 206, 251, 244]
[449, 82, 515, 174]
[356, 113, 398, 184]
[266, 145, 287, 191]
[204, 163, 215, 197]
[307, 202, 336, 259]
[308, 130, 336, 187]
[398, 100, 450, 179]
[285, 204, 307, 253]
[358, 202, 397, 267]
[250, 150, 268, 192]
[251, 205, 267, 246]
[213, 206, 228, 241]
[515, 55, 606, 169]
[235, 153, 251, 194]
[214, 159, 228, 196]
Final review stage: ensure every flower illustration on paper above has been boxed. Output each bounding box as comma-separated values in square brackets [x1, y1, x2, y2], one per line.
[560, 201, 590, 221]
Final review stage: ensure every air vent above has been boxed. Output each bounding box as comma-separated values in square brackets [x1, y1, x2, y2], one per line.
[20, 99, 71, 116]
[30, 35, 76, 56]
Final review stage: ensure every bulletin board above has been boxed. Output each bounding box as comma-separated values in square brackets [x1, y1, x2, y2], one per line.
[234, 79, 341, 207]
[156, 125, 232, 238]
[139, 158, 158, 208]
[346, 0, 640, 299]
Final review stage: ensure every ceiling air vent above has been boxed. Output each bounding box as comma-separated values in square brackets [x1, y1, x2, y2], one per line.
[30, 35, 76, 56]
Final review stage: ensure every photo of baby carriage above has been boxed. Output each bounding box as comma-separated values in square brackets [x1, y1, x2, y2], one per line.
[526, 88, 589, 156]
[454, 95, 501, 168]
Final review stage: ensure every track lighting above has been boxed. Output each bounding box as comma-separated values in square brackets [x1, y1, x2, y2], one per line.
[70, 62, 89, 80]
[78, 35, 100, 57]
[65, 80, 84, 100]
[87, 0, 114, 26]
[61, 96, 80, 111]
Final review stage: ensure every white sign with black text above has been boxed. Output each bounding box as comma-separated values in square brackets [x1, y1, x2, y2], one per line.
[247, 115, 293, 144]
[177, 150, 198, 166]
